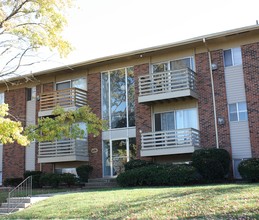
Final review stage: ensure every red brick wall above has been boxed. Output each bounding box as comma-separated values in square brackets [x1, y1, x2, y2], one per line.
[87, 73, 103, 178]
[195, 51, 231, 153]
[3, 88, 26, 179]
[210, 50, 231, 153]
[195, 52, 217, 148]
[242, 42, 259, 157]
[134, 63, 152, 158]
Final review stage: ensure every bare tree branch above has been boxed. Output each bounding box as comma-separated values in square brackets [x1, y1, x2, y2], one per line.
[0, 0, 31, 28]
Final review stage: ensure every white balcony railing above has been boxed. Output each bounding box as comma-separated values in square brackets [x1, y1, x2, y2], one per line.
[40, 88, 87, 111]
[138, 68, 197, 102]
[141, 128, 200, 156]
[38, 139, 88, 163]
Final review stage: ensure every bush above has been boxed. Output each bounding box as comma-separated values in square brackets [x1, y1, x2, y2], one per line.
[76, 165, 93, 182]
[192, 148, 230, 181]
[3, 178, 24, 187]
[39, 173, 61, 188]
[124, 159, 153, 171]
[117, 164, 197, 187]
[24, 171, 43, 188]
[60, 173, 77, 187]
[238, 158, 259, 182]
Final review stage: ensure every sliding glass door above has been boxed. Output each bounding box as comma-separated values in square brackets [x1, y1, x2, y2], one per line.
[155, 108, 198, 131]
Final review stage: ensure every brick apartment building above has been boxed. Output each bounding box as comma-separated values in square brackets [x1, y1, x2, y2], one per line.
[0, 25, 258, 183]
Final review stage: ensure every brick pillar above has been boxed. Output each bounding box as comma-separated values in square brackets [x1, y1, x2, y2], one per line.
[134, 63, 152, 159]
[3, 88, 26, 179]
[242, 42, 259, 157]
[195, 52, 217, 148]
[87, 72, 103, 178]
[211, 50, 231, 154]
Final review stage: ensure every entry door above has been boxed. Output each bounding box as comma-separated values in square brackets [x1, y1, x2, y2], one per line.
[111, 139, 127, 176]
[103, 138, 137, 177]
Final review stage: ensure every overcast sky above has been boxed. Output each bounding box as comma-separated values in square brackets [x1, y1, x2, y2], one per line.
[34, 0, 259, 72]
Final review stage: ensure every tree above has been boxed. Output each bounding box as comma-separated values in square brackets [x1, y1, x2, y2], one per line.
[25, 106, 104, 142]
[0, 1, 104, 146]
[0, 0, 73, 79]
[0, 104, 29, 146]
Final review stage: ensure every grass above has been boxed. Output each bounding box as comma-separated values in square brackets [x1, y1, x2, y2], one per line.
[1, 183, 259, 219]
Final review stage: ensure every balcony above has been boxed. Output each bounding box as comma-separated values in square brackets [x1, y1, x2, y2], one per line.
[138, 68, 198, 103]
[38, 139, 88, 163]
[140, 128, 200, 157]
[39, 88, 87, 116]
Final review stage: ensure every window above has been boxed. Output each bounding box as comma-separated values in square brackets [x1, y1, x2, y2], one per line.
[152, 57, 194, 73]
[102, 67, 135, 129]
[56, 78, 87, 90]
[154, 108, 198, 131]
[0, 93, 4, 104]
[224, 48, 242, 67]
[229, 102, 248, 122]
[26, 87, 36, 101]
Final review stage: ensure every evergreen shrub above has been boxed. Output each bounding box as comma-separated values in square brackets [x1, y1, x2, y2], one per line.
[192, 148, 230, 181]
[238, 158, 259, 182]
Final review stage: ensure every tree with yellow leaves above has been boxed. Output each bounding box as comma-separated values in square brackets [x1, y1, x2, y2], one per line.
[0, 104, 29, 146]
[0, 0, 73, 78]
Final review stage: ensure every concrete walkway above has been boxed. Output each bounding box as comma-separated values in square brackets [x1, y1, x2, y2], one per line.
[30, 195, 53, 204]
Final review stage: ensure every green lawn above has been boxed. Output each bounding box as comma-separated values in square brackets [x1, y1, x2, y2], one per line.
[2, 184, 259, 219]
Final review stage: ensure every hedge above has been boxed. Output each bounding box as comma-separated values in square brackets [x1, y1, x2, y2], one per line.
[117, 164, 197, 187]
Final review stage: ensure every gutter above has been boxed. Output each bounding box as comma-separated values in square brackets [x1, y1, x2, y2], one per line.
[202, 38, 219, 149]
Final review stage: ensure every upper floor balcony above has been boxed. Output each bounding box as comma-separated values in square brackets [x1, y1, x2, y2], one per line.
[140, 128, 200, 157]
[138, 68, 198, 103]
[39, 88, 87, 117]
[38, 139, 88, 163]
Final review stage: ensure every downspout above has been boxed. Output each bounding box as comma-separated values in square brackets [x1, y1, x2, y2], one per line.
[202, 38, 219, 149]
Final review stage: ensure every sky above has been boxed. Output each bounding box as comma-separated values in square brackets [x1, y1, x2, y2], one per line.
[32, 0, 259, 72]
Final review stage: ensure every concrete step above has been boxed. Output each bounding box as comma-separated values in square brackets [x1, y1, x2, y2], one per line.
[0, 207, 22, 214]
[84, 178, 118, 189]
[7, 197, 31, 204]
[0, 197, 32, 214]
[85, 182, 117, 187]
[88, 178, 117, 183]
[1, 202, 31, 209]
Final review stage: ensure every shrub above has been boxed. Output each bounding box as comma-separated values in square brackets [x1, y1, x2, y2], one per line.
[60, 173, 77, 187]
[39, 173, 61, 188]
[238, 158, 259, 182]
[117, 164, 197, 187]
[124, 159, 153, 171]
[76, 165, 93, 182]
[24, 171, 43, 188]
[192, 148, 230, 181]
[3, 178, 23, 187]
